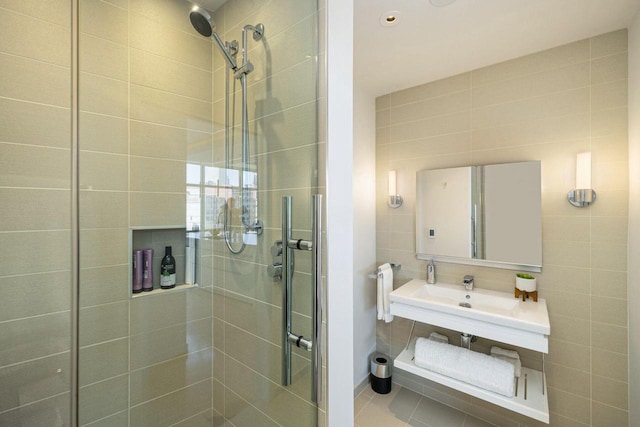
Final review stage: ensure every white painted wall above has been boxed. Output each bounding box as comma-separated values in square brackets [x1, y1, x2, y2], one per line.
[352, 84, 377, 387]
[628, 11, 640, 427]
[326, 0, 354, 425]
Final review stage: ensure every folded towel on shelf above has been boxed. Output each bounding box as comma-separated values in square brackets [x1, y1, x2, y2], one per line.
[376, 263, 394, 323]
[490, 346, 520, 360]
[414, 338, 515, 397]
[490, 346, 521, 378]
[428, 332, 449, 344]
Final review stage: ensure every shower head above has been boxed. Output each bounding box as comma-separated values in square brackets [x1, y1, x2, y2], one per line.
[189, 5, 238, 71]
[189, 6, 214, 37]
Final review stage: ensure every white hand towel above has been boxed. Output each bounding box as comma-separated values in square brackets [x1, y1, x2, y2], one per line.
[490, 346, 520, 360]
[490, 346, 521, 378]
[414, 338, 515, 397]
[428, 331, 449, 344]
[376, 263, 394, 323]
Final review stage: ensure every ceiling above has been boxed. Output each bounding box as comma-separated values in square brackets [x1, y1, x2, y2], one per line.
[355, 0, 640, 97]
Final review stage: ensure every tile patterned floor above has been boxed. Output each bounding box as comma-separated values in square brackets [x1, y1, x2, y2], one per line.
[355, 385, 496, 427]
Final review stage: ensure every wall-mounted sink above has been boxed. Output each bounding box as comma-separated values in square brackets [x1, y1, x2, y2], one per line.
[390, 279, 550, 352]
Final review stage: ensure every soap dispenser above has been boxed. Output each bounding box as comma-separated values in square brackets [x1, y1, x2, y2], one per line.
[427, 260, 436, 284]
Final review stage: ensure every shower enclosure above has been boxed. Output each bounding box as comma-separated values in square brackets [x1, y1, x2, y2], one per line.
[0, 0, 324, 425]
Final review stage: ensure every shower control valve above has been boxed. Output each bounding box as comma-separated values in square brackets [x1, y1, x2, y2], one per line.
[271, 240, 283, 257]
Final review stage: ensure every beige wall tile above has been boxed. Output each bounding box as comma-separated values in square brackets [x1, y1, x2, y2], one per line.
[0, 394, 70, 426]
[591, 80, 628, 112]
[130, 0, 199, 35]
[0, 188, 69, 231]
[131, 49, 212, 101]
[591, 401, 628, 427]
[0, 143, 70, 189]
[131, 84, 212, 132]
[79, 375, 128, 425]
[591, 269, 627, 298]
[79, 112, 128, 154]
[547, 339, 590, 371]
[80, 34, 128, 81]
[79, 301, 129, 346]
[0, 0, 70, 27]
[0, 271, 70, 322]
[130, 318, 211, 370]
[592, 348, 628, 383]
[79, 338, 128, 386]
[79, 191, 128, 229]
[130, 348, 212, 405]
[547, 387, 590, 424]
[591, 106, 627, 138]
[390, 90, 470, 125]
[0, 8, 69, 66]
[473, 61, 589, 109]
[130, 192, 186, 227]
[79, 228, 128, 269]
[80, 72, 128, 118]
[0, 98, 70, 148]
[592, 375, 629, 410]
[472, 87, 589, 130]
[130, 12, 212, 70]
[591, 296, 628, 326]
[131, 121, 207, 161]
[0, 55, 69, 109]
[256, 102, 318, 155]
[80, 265, 129, 307]
[130, 157, 185, 193]
[591, 52, 628, 84]
[591, 29, 627, 59]
[79, 151, 128, 191]
[224, 386, 279, 426]
[0, 231, 70, 276]
[390, 73, 470, 107]
[591, 321, 628, 353]
[472, 39, 589, 87]
[0, 311, 70, 367]
[130, 379, 211, 426]
[80, 0, 128, 45]
[390, 111, 470, 143]
[0, 352, 70, 413]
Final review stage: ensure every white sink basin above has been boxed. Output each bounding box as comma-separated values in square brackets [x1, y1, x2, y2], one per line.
[390, 279, 550, 352]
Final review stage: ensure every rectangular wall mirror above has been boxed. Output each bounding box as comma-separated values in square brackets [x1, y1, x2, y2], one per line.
[416, 161, 542, 272]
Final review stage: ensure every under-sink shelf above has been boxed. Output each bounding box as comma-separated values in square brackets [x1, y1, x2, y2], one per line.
[395, 339, 549, 424]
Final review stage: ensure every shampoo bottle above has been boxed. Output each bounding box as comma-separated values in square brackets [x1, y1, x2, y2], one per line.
[160, 246, 176, 289]
[132, 249, 143, 293]
[142, 248, 154, 292]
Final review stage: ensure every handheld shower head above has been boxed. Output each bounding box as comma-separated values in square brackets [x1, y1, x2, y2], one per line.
[189, 6, 214, 37]
[189, 5, 238, 70]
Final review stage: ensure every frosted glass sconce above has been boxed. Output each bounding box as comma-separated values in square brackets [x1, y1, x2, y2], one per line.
[567, 152, 596, 207]
[388, 170, 403, 208]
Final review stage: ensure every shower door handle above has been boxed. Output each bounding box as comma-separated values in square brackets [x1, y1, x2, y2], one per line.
[280, 195, 323, 404]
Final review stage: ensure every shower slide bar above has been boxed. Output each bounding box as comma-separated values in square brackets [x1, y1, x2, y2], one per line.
[277, 195, 323, 404]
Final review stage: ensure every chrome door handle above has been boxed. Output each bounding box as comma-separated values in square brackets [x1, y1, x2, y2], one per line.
[279, 195, 323, 404]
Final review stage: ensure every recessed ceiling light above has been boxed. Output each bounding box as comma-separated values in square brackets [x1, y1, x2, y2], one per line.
[430, 0, 457, 6]
[379, 10, 401, 27]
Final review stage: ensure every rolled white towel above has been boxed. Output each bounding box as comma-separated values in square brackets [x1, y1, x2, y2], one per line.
[428, 332, 449, 344]
[490, 346, 521, 378]
[414, 338, 515, 397]
[490, 346, 520, 360]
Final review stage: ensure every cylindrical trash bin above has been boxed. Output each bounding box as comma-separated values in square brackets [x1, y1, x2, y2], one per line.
[370, 353, 392, 394]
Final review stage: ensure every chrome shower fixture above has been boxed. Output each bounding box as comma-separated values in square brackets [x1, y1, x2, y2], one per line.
[189, 5, 265, 254]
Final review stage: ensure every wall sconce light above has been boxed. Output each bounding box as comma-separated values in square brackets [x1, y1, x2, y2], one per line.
[388, 170, 403, 208]
[567, 152, 596, 207]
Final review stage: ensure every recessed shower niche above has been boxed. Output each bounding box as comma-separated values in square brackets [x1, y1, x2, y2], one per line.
[129, 226, 200, 298]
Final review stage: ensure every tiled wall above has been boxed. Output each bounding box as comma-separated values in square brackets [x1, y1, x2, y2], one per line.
[77, 0, 215, 425]
[0, 1, 73, 425]
[376, 30, 629, 427]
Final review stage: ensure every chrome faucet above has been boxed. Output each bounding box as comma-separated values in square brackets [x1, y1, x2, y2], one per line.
[463, 275, 474, 291]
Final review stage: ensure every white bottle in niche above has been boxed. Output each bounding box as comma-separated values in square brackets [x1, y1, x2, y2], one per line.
[185, 237, 195, 285]
[160, 246, 176, 289]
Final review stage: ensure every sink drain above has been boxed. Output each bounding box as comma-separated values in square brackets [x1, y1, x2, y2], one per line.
[459, 302, 472, 308]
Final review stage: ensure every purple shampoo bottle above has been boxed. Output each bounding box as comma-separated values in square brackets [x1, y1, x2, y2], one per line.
[132, 249, 143, 293]
[142, 248, 154, 291]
